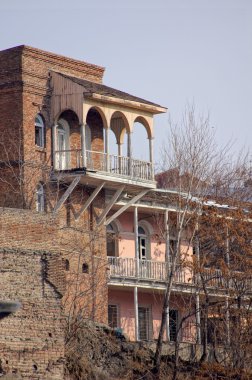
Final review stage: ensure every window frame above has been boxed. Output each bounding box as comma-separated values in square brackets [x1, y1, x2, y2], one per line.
[108, 304, 120, 329]
[106, 222, 118, 257]
[138, 225, 150, 260]
[35, 114, 45, 148]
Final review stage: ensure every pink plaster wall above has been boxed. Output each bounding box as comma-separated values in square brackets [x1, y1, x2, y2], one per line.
[117, 212, 166, 262]
[108, 289, 196, 342]
[115, 211, 194, 270]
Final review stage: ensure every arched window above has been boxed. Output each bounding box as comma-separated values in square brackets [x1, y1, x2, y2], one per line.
[106, 223, 117, 257]
[138, 226, 148, 260]
[35, 114, 45, 147]
[36, 183, 45, 212]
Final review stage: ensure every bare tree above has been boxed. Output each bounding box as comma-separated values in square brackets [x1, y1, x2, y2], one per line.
[154, 104, 251, 374]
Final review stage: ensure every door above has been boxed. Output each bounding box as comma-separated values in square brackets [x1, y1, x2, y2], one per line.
[138, 306, 151, 340]
[57, 126, 67, 170]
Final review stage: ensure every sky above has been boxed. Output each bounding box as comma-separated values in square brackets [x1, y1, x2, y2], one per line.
[1, 0, 251, 164]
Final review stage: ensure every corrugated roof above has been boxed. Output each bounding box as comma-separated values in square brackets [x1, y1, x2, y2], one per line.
[56, 72, 165, 109]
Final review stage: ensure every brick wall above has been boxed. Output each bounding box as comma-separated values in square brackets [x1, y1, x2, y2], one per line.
[0, 45, 106, 210]
[0, 248, 65, 379]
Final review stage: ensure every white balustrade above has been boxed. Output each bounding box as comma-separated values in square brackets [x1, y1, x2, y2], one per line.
[54, 149, 154, 181]
[107, 257, 190, 284]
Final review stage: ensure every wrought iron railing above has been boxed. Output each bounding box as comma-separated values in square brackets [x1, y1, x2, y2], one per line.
[54, 149, 154, 181]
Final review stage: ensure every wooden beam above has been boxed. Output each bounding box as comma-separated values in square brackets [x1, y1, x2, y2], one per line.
[96, 186, 125, 226]
[75, 182, 105, 221]
[105, 190, 149, 226]
[53, 176, 81, 214]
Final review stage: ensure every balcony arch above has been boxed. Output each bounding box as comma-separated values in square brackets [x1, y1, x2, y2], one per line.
[132, 116, 153, 165]
[110, 111, 130, 157]
[53, 109, 81, 170]
[85, 105, 108, 130]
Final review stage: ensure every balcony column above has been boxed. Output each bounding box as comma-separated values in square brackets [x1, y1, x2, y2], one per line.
[81, 123, 87, 167]
[52, 124, 58, 169]
[105, 127, 110, 171]
[164, 209, 170, 341]
[134, 206, 139, 276]
[134, 206, 139, 341]
[134, 286, 139, 341]
[127, 132, 133, 176]
[195, 227, 201, 344]
[149, 137, 154, 180]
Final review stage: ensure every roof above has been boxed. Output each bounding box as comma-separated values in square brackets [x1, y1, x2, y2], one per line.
[56, 72, 166, 110]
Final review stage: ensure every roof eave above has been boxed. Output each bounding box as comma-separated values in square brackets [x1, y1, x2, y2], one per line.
[86, 93, 167, 114]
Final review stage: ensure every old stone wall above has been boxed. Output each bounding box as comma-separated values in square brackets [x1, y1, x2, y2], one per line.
[0, 249, 65, 379]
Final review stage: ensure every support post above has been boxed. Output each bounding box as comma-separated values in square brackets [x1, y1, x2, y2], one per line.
[105, 127, 110, 171]
[164, 209, 170, 341]
[96, 186, 125, 226]
[75, 182, 105, 221]
[127, 132, 132, 177]
[134, 206, 139, 277]
[105, 190, 149, 226]
[81, 123, 86, 167]
[165, 210, 170, 273]
[134, 286, 139, 341]
[53, 176, 81, 214]
[149, 137, 154, 180]
[52, 124, 58, 169]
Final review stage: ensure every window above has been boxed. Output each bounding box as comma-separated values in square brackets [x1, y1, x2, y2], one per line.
[138, 306, 152, 340]
[108, 304, 119, 328]
[35, 114, 45, 147]
[168, 239, 179, 265]
[36, 183, 45, 212]
[82, 263, 89, 273]
[55, 120, 70, 170]
[106, 223, 117, 257]
[65, 259, 70, 271]
[138, 226, 148, 260]
[169, 309, 178, 342]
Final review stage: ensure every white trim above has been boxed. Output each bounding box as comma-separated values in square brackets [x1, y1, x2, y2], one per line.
[35, 114, 45, 148]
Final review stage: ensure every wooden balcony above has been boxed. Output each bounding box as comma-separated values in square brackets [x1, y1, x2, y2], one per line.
[107, 257, 252, 293]
[54, 149, 154, 182]
[107, 257, 192, 287]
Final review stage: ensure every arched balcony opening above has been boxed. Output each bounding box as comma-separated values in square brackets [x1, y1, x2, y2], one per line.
[130, 117, 154, 180]
[53, 109, 80, 170]
[132, 117, 151, 161]
[84, 107, 107, 172]
[110, 111, 129, 157]
[105, 111, 131, 177]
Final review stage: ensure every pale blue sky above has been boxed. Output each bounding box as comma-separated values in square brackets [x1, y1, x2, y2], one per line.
[1, 0, 251, 163]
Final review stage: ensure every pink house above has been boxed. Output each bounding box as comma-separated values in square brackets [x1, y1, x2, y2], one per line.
[106, 200, 198, 344]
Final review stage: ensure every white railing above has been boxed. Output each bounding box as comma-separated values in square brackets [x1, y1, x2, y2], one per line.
[107, 257, 252, 292]
[54, 149, 154, 181]
[107, 257, 192, 284]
